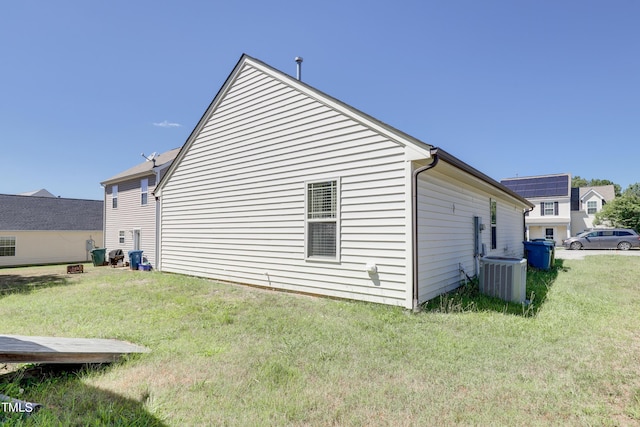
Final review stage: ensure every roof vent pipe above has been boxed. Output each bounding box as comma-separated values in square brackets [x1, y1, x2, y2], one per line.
[295, 56, 303, 81]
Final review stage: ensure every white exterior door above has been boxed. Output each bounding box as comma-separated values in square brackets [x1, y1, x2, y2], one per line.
[133, 229, 141, 251]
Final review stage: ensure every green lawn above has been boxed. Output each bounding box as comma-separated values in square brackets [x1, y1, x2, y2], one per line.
[0, 257, 639, 426]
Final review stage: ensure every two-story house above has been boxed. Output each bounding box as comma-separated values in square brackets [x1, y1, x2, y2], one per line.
[100, 148, 180, 267]
[501, 174, 572, 245]
[570, 185, 615, 235]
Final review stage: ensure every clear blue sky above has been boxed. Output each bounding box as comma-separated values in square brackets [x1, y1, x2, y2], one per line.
[2, 1, 638, 200]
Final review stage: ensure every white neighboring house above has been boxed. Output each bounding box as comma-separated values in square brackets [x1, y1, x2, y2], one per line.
[154, 54, 533, 309]
[0, 194, 103, 267]
[101, 148, 180, 267]
[570, 185, 616, 235]
[501, 174, 572, 245]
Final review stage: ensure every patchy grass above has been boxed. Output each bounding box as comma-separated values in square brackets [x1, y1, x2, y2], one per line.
[423, 260, 563, 316]
[0, 257, 639, 425]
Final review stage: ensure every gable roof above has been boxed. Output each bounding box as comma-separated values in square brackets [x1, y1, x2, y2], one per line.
[501, 174, 571, 199]
[579, 185, 615, 202]
[0, 194, 103, 231]
[570, 184, 615, 211]
[155, 54, 532, 208]
[101, 147, 181, 185]
[18, 189, 56, 198]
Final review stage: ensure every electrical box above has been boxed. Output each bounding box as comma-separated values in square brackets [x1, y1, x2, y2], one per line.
[474, 216, 484, 256]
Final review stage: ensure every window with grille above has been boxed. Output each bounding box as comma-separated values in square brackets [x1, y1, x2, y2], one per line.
[141, 178, 149, 206]
[541, 201, 558, 216]
[306, 180, 339, 259]
[112, 185, 118, 209]
[0, 237, 16, 257]
[119, 230, 125, 244]
[587, 200, 597, 214]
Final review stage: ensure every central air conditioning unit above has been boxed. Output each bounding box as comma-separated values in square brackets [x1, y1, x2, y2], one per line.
[479, 257, 527, 303]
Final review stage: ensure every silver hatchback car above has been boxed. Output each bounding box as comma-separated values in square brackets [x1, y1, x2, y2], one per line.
[563, 228, 640, 250]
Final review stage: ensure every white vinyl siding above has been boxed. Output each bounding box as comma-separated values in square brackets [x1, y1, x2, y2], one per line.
[416, 166, 525, 303]
[160, 63, 409, 306]
[104, 175, 158, 266]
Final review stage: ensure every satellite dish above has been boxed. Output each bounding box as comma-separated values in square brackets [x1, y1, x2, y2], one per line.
[141, 152, 158, 162]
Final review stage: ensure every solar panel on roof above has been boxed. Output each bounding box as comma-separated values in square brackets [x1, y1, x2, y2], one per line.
[501, 175, 569, 198]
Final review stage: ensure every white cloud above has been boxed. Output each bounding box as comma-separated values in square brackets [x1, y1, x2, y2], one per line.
[153, 120, 182, 128]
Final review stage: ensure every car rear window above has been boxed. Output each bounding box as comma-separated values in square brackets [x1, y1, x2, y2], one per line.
[616, 231, 633, 236]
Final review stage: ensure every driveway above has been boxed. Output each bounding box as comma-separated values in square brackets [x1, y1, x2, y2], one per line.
[555, 247, 640, 260]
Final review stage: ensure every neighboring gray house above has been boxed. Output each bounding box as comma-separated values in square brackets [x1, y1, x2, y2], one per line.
[101, 148, 180, 267]
[153, 54, 533, 309]
[0, 194, 103, 267]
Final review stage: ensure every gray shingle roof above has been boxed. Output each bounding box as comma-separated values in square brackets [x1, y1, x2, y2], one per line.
[18, 189, 56, 197]
[579, 185, 615, 202]
[0, 194, 103, 231]
[101, 148, 181, 184]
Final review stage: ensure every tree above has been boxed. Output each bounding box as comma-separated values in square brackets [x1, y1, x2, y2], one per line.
[572, 176, 588, 188]
[594, 194, 640, 231]
[589, 179, 621, 197]
[623, 183, 640, 198]
[571, 176, 621, 197]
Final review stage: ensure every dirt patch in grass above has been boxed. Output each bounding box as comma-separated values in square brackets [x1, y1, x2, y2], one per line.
[0, 265, 74, 297]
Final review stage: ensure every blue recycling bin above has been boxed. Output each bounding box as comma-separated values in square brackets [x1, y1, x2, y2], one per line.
[128, 250, 144, 270]
[523, 240, 555, 270]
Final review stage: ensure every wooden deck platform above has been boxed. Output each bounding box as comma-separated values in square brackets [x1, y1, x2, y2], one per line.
[0, 335, 150, 364]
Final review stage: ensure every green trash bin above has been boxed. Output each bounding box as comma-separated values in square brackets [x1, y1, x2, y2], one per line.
[90, 248, 106, 266]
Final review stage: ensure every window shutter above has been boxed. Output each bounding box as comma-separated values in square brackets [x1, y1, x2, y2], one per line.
[554, 201, 559, 215]
[540, 203, 544, 216]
